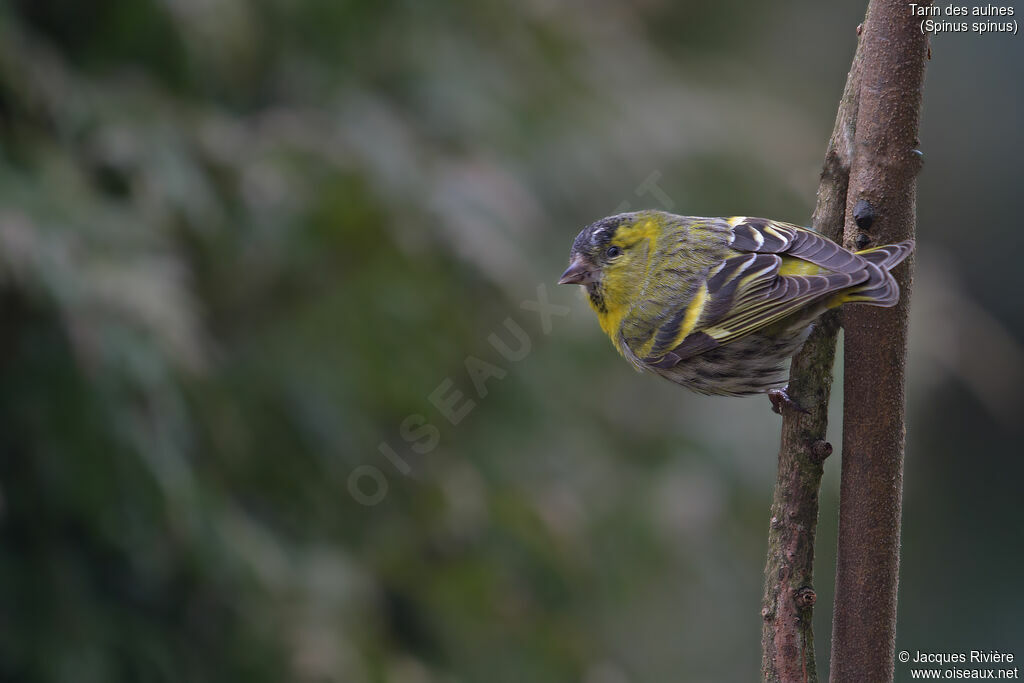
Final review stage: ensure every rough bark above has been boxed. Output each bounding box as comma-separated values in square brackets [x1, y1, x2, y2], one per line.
[829, 1, 928, 681]
[760, 33, 863, 683]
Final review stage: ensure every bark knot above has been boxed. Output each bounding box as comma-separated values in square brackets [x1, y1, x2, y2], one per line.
[811, 440, 833, 463]
[853, 199, 875, 230]
[795, 587, 817, 609]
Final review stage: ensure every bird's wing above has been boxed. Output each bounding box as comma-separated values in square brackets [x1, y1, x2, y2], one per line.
[727, 218, 868, 272]
[645, 218, 870, 367]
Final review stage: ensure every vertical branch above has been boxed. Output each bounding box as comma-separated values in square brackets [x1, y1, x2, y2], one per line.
[830, 1, 929, 681]
[760, 32, 864, 683]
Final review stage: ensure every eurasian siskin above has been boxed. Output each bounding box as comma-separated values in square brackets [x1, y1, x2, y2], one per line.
[558, 210, 913, 397]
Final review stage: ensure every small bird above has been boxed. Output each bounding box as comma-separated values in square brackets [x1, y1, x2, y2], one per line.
[558, 210, 913, 401]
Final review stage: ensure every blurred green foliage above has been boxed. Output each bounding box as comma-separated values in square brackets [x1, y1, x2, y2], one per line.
[0, 1, 1021, 682]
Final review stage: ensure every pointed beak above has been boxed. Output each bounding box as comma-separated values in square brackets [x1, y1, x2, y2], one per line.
[558, 255, 594, 285]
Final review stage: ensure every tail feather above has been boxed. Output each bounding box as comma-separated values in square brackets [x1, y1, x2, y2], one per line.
[839, 239, 915, 307]
[857, 240, 915, 270]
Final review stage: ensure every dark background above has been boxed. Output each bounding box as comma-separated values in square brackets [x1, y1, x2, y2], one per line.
[0, 1, 1020, 681]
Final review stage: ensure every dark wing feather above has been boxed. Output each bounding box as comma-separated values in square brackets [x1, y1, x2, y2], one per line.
[729, 218, 869, 274]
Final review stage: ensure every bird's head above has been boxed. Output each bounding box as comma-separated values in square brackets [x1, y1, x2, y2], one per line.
[558, 211, 664, 304]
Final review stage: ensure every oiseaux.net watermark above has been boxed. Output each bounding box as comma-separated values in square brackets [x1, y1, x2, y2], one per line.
[347, 283, 570, 506]
[899, 649, 1019, 679]
[348, 171, 676, 506]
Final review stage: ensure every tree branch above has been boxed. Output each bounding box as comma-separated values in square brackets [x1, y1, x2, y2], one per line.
[829, 1, 929, 681]
[761, 3, 927, 680]
[760, 29, 864, 683]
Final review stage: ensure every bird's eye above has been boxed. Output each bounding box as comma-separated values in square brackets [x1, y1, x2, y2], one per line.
[606, 246, 622, 258]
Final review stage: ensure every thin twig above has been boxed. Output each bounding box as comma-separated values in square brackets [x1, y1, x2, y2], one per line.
[760, 22, 865, 683]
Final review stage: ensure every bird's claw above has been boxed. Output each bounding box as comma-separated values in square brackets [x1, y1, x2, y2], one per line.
[768, 387, 808, 415]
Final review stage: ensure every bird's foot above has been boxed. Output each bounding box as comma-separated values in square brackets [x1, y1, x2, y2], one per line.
[768, 386, 808, 415]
